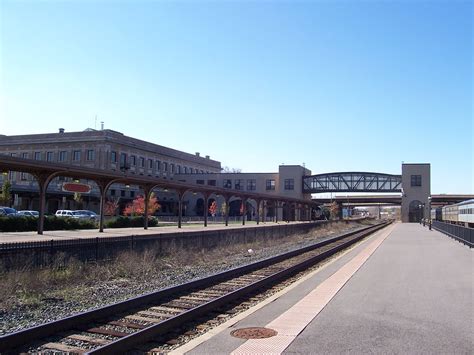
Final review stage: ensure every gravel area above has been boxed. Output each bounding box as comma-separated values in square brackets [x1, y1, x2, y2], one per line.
[0, 220, 375, 335]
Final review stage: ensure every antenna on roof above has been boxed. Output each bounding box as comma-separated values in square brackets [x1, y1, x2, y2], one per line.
[101, 121, 104, 130]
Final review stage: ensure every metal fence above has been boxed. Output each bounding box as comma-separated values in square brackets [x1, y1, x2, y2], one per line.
[0, 222, 326, 270]
[432, 220, 473, 248]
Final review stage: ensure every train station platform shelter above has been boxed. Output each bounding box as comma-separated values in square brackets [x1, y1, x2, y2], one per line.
[173, 223, 472, 355]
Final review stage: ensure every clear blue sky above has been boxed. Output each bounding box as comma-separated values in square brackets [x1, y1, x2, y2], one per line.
[0, 0, 472, 194]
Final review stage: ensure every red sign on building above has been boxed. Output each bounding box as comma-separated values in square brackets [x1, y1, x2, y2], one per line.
[62, 182, 91, 194]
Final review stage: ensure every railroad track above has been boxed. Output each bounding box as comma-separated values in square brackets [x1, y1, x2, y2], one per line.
[0, 221, 390, 354]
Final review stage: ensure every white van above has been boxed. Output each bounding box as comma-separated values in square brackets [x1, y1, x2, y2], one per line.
[55, 210, 87, 219]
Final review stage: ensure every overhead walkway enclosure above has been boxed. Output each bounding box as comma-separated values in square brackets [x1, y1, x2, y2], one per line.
[303, 172, 402, 193]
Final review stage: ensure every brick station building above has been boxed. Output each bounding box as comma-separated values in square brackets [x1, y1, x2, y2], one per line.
[0, 128, 311, 220]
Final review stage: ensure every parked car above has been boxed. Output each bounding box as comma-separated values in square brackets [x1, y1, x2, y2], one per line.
[0, 207, 18, 216]
[75, 210, 99, 221]
[55, 210, 89, 219]
[17, 210, 40, 217]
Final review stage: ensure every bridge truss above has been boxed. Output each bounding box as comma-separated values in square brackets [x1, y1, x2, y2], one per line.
[303, 172, 402, 193]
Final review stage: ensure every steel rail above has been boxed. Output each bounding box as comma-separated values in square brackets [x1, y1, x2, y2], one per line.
[0, 222, 389, 354]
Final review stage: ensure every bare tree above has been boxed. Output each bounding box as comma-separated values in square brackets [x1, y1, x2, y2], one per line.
[221, 166, 242, 173]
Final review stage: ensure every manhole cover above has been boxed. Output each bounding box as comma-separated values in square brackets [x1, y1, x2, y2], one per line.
[230, 327, 278, 339]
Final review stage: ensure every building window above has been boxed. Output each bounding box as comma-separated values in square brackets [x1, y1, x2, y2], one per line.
[223, 179, 232, 188]
[411, 175, 422, 187]
[266, 179, 276, 190]
[21, 172, 28, 181]
[148, 159, 153, 169]
[247, 179, 256, 191]
[197, 179, 205, 185]
[177, 165, 181, 174]
[73, 150, 81, 161]
[119, 153, 126, 167]
[47, 152, 54, 162]
[130, 191, 135, 198]
[120, 190, 125, 197]
[208, 180, 216, 186]
[163, 162, 168, 172]
[156, 160, 161, 171]
[86, 150, 95, 161]
[111, 151, 117, 163]
[284, 179, 294, 190]
[34, 152, 41, 160]
[22, 152, 28, 159]
[170, 164, 175, 174]
[235, 179, 244, 190]
[131, 155, 136, 166]
[59, 151, 67, 162]
[183, 167, 188, 174]
[139, 157, 145, 168]
[110, 189, 116, 196]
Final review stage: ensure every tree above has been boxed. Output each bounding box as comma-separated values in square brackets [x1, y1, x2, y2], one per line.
[328, 202, 340, 220]
[221, 166, 242, 173]
[208, 201, 217, 217]
[73, 192, 83, 209]
[104, 197, 120, 216]
[123, 193, 160, 216]
[220, 201, 227, 217]
[0, 179, 12, 207]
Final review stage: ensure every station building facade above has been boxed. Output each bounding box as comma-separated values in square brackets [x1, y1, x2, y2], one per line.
[0, 128, 220, 214]
[0, 128, 311, 220]
[178, 165, 312, 220]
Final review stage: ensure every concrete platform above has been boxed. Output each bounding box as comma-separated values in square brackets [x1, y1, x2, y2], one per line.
[0, 221, 310, 244]
[175, 223, 473, 354]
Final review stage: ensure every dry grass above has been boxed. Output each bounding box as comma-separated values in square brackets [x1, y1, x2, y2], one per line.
[0, 220, 371, 312]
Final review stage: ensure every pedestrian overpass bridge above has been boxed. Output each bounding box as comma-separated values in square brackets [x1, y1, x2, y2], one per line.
[303, 165, 472, 222]
[303, 172, 402, 193]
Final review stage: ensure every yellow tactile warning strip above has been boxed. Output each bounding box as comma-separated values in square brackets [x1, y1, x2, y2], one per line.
[230, 223, 395, 355]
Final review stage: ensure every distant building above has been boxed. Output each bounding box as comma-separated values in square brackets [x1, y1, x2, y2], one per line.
[177, 165, 312, 220]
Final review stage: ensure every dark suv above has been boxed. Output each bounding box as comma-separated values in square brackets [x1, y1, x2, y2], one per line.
[75, 210, 98, 221]
[0, 207, 18, 216]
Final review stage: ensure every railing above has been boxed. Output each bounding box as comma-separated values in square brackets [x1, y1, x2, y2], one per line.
[432, 220, 473, 248]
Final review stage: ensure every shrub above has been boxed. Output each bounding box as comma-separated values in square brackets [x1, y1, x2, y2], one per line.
[0, 216, 37, 232]
[0, 216, 96, 232]
[44, 216, 96, 231]
[105, 216, 158, 228]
